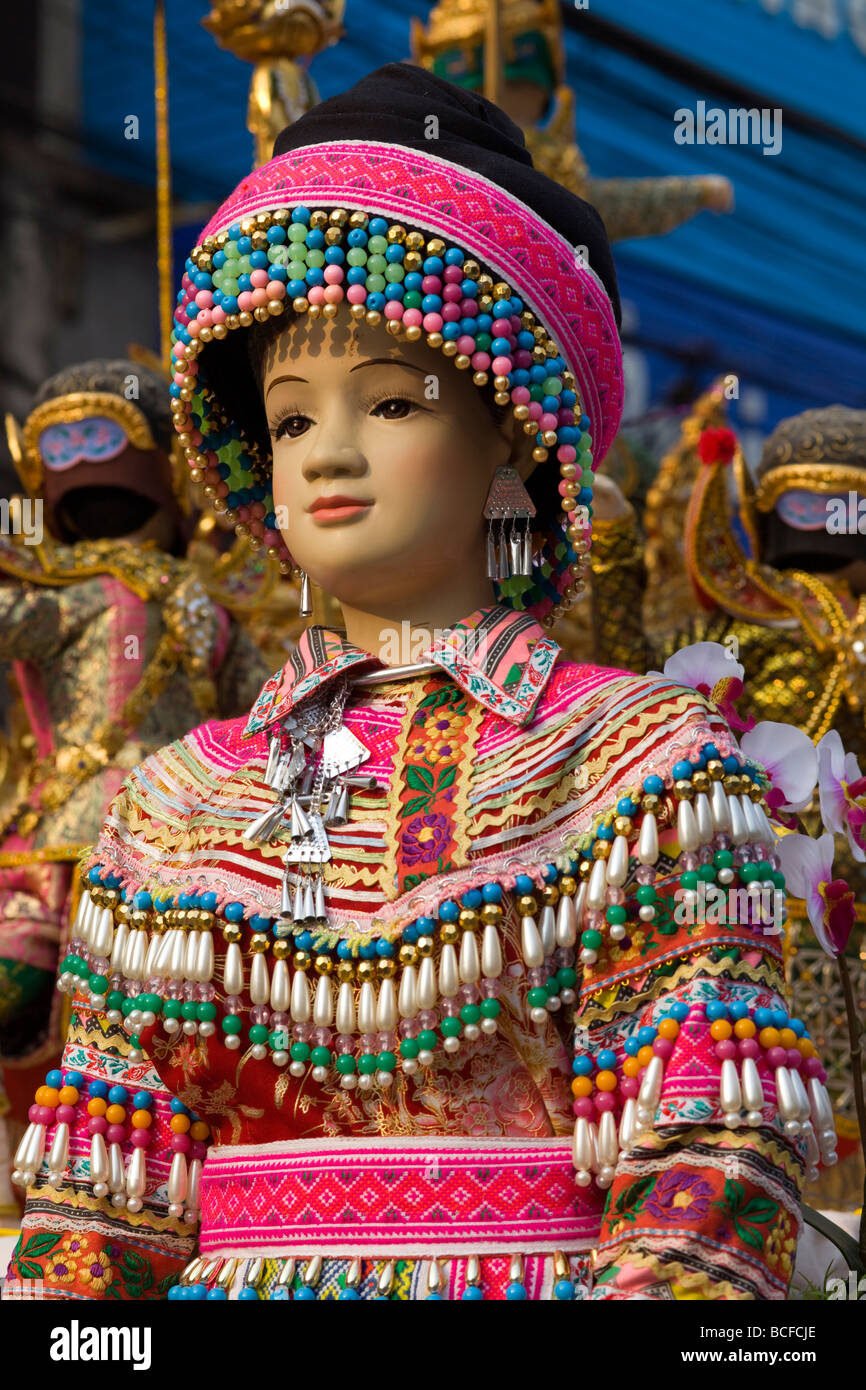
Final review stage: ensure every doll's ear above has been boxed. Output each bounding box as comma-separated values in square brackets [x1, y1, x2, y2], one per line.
[505, 411, 539, 485]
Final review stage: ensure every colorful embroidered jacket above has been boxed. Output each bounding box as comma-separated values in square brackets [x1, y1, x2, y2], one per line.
[5, 603, 832, 1301]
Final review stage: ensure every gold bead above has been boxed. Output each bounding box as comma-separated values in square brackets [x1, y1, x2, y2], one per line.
[405, 231, 425, 252]
[473, 370, 489, 387]
[723, 775, 742, 796]
[578, 859, 592, 879]
[480, 903, 502, 924]
[337, 961, 355, 983]
[292, 296, 309, 314]
[454, 354, 471, 370]
[642, 793, 661, 814]
[293, 950, 311, 971]
[223, 923, 242, 944]
[405, 325, 422, 342]
[426, 237, 446, 257]
[441, 340, 458, 357]
[253, 306, 270, 322]
[692, 770, 710, 793]
[513, 404, 529, 420]
[674, 779, 694, 799]
[540, 884, 560, 906]
[272, 939, 290, 960]
[250, 933, 270, 953]
[356, 959, 376, 983]
[404, 251, 423, 271]
[416, 935, 434, 957]
[386, 224, 406, 243]
[440, 921, 459, 945]
[559, 875, 577, 896]
[532, 447, 549, 464]
[516, 894, 537, 915]
[458, 909, 479, 931]
[251, 230, 268, 250]
[377, 958, 397, 979]
[314, 954, 333, 975]
[212, 322, 228, 340]
[592, 840, 611, 860]
[706, 759, 725, 780]
[749, 784, 764, 802]
[399, 944, 418, 966]
[272, 208, 290, 225]
[349, 211, 368, 228]
[240, 217, 256, 236]
[493, 281, 511, 299]
[541, 430, 557, 447]
[613, 815, 633, 837]
[462, 259, 480, 278]
[310, 210, 329, 229]
[329, 208, 349, 226]
[267, 300, 285, 317]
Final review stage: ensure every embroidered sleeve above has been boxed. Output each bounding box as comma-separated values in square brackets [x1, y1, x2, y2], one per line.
[565, 706, 831, 1301]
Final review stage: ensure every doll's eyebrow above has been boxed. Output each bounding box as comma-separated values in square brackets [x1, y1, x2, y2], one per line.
[265, 374, 307, 399]
[349, 358, 427, 375]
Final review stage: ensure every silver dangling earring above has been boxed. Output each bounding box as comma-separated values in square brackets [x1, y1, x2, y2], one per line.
[299, 569, 313, 618]
[483, 465, 537, 580]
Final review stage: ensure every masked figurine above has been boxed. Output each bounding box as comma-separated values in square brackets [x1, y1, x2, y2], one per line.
[0, 359, 269, 1094]
[4, 67, 838, 1303]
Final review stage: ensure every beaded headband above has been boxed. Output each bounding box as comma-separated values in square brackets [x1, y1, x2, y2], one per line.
[171, 142, 624, 626]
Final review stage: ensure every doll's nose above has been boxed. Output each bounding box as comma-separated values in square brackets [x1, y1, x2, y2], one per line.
[301, 444, 368, 482]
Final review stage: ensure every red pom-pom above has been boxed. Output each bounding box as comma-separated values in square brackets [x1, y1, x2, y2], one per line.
[698, 427, 737, 465]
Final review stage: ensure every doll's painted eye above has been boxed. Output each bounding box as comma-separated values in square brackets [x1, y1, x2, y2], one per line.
[367, 394, 417, 421]
[271, 410, 312, 441]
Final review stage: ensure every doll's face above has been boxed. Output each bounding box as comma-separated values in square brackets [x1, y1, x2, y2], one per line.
[262, 313, 534, 612]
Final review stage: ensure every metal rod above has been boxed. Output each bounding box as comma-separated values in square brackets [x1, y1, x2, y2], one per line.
[351, 661, 442, 687]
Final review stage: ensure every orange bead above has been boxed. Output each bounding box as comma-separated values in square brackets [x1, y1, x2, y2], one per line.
[733, 1019, 756, 1039]
[170, 1113, 191, 1134]
[571, 1076, 593, 1098]
[759, 1027, 780, 1049]
[778, 1028, 797, 1049]
[58, 1085, 79, 1106]
[710, 1020, 732, 1041]
[797, 1037, 816, 1059]
[657, 1018, 680, 1040]
[637, 1045, 655, 1068]
[35, 1086, 59, 1108]
[596, 1070, 618, 1092]
[105, 1104, 126, 1125]
[189, 1121, 209, 1141]
[622, 1056, 641, 1078]
[131, 1110, 152, 1129]
[87, 1097, 107, 1117]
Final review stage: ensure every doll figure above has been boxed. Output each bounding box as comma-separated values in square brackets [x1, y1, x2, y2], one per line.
[4, 66, 836, 1303]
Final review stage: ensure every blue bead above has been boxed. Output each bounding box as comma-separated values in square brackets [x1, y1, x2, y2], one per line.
[461, 889, 483, 909]
[228, 223, 241, 239]
[213, 249, 227, 267]
[482, 883, 502, 903]
[45, 1069, 63, 1088]
[462, 1286, 483, 1300]
[422, 256, 444, 275]
[617, 797, 636, 816]
[205, 1287, 228, 1299]
[554, 1279, 575, 1301]
[670, 1002, 689, 1021]
[294, 1286, 316, 1301]
[237, 276, 252, 293]
[596, 823, 614, 841]
[441, 322, 460, 340]
[238, 1287, 259, 1300]
[579, 414, 591, 430]
[337, 940, 353, 960]
[597, 1049, 617, 1070]
[237, 236, 252, 255]
[515, 874, 534, 896]
[729, 1001, 748, 1020]
[543, 864, 558, 883]
[170, 1097, 187, 1114]
[643, 774, 664, 795]
[376, 939, 395, 957]
[672, 760, 693, 782]
[267, 225, 287, 244]
[542, 396, 560, 413]
[438, 901, 460, 922]
[572, 1055, 593, 1075]
[637, 1026, 656, 1046]
[359, 942, 377, 960]
[88, 865, 103, 884]
[506, 1282, 527, 1299]
[624, 1038, 640, 1056]
[366, 292, 386, 312]
[291, 205, 311, 224]
[64, 1070, 85, 1089]
[107, 1085, 128, 1104]
[221, 295, 238, 314]
[706, 1001, 728, 1021]
[250, 250, 269, 269]
[754, 1007, 772, 1029]
[384, 284, 405, 301]
[404, 272, 423, 292]
[324, 245, 345, 264]
[789, 1018, 806, 1037]
[347, 266, 367, 285]
[167, 1285, 182, 1299]
[338, 1288, 361, 1299]
[224, 902, 245, 922]
[296, 931, 313, 950]
[287, 278, 307, 297]
[476, 314, 493, 332]
[416, 916, 435, 933]
[401, 924, 418, 945]
[385, 243, 404, 262]
[368, 216, 387, 236]
[421, 294, 443, 313]
[426, 1293, 443, 1301]
[445, 247, 464, 265]
[88, 1079, 108, 1099]
[132, 1091, 152, 1110]
[347, 228, 368, 247]
[771, 1008, 788, 1028]
[188, 1283, 207, 1300]
[723, 755, 740, 773]
[492, 302, 511, 318]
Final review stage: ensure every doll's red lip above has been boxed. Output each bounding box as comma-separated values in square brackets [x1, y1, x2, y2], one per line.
[308, 496, 373, 516]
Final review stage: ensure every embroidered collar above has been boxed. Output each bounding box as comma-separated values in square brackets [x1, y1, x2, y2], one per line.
[243, 603, 562, 736]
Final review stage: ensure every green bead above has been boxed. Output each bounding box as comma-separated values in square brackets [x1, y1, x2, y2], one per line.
[384, 264, 405, 282]
[416, 1029, 437, 1050]
[311, 1046, 331, 1067]
[376, 1051, 397, 1071]
[346, 247, 367, 266]
[557, 967, 577, 988]
[542, 376, 562, 395]
[581, 928, 602, 950]
[106, 990, 124, 1010]
[440, 1017, 461, 1038]
[713, 850, 734, 869]
[222, 1014, 242, 1034]
[305, 249, 325, 268]
[288, 222, 308, 241]
[366, 254, 388, 275]
[476, 332, 492, 351]
[365, 273, 386, 293]
[636, 885, 656, 905]
[680, 871, 699, 891]
[249, 1024, 269, 1045]
[403, 290, 423, 309]
[528, 986, 548, 1008]
[290, 1041, 311, 1062]
[399, 1038, 420, 1059]
[605, 905, 627, 925]
[545, 975, 560, 997]
[269, 1029, 288, 1050]
[89, 974, 108, 994]
[697, 864, 716, 883]
[772, 870, 785, 889]
[129, 1034, 141, 1048]
[739, 862, 759, 884]
[287, 260, 308, 280]
[367, 235, 388, 254]
[460, 1004, 481, 1024]
[196, 1001, 217, 1022]
[336, 1053, 357, 1074]
[358, 1053, 377, 1075]
[180, 1001, 198, 1020]
[163, 998, 183, 1019]
[480, 998, 501, 1019]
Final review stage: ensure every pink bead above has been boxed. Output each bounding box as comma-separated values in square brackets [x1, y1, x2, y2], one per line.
[572, 1098, 594, 1118]
[766, 1046, 786, 1068]
[714, 1040, 737, 1061]
[190, 429, 202, 446]
[28, 1104, 41, 1123]
[236, 505, 250, 523]
[237, 291, 254, 311]
[560, 409, 576, 425]
[194, 290, 213, 308]
[786, 1048, 802, 1069]
[459, 298, 478, 316]
[457, 335, 476, 355]
[527, 402, 543, 420]
[383, 300, 403, 320]
[130, 1129, 150, 1148]
[471, 352, 491, 371]
[36, 1106, 54, 1125]
[191, 1141, 207, 1161]
[87, 1116, 107, 1136]
[540, 413, 558, 432]
[106, 1124, 125, 1145]
[323, 264, 344, 284]
[421, 312, 443, 332]
[56, 1105, 76, 1125]
[442, 283, 462, 302]
[492, 356, 513, 376]
[211, 306, 227, 324]
[171, 1133, 192, 1154]
[558, 480, 571, 497]
[262, 528, 281, 548]
[443, 265, 462, 282]
[266, 279, 286, 301]
[738, 1038, 759, 1059]
[619, 1077, 639, 1098]
[187, 320, 202, 339]
[346, 284, 367, 304]
[816, 1066, 827, 1084]
[557, 445, 577, 463]
[307, 285, 325, 305]
[402, 308, 423, 328]
[802, 1057, 822, 1078]
[250, 269, 269, 288]
[441, 303, 461, 322]
[249, 519, 264, 538]
[653, 1038, 673, 1059]
[204, 468, 221, 485]
[251, 288, 269, 307]
[595, 1092, 616, 1112]
[514, 350, 533, 368]
[216, 482, 229, 499]
[421, 275, 442, 294]
[511, 386, 530, 406]
[249, 501, 266, 520]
